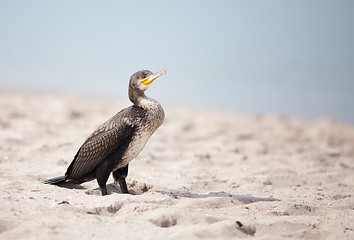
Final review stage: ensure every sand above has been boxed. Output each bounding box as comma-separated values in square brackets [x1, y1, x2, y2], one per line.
[0, 93, 353, 239]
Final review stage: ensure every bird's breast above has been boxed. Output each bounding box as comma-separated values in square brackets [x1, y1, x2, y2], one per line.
[117, 130, 152, 169]
[113, 103, 164, 170]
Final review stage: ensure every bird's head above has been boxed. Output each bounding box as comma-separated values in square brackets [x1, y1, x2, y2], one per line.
[129, 70, 166, 92]
[128, 69, 166, 105]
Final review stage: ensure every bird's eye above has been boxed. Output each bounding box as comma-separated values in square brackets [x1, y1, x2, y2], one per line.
[142, 74, 146, 79]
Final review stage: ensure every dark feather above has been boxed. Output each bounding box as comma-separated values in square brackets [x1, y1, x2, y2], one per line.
[42, 175, 66, 184]
[65, 108, 136, 180]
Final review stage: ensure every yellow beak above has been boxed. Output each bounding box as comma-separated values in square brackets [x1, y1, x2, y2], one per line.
[141, 70, 167, 85]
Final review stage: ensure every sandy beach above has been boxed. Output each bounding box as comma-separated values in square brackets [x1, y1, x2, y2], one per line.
[0, 93, 353, 239]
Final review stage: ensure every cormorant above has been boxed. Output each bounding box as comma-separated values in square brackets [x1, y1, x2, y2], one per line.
[43, 70, 166, 196]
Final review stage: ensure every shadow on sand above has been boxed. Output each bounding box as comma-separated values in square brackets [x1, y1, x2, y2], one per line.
[56, 182, 86, 190]
[157, 190, 280, 204]
[52, 182, 280, 203]
[54, 182, 136, 195]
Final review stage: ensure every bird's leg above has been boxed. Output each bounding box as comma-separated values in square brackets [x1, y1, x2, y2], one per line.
[113, 164, 129, 194]
[100, 185, 108, 196]
[95, 161, 111, 196]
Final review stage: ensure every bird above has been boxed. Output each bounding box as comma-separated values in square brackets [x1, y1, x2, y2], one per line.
[43, 70, 166, 196]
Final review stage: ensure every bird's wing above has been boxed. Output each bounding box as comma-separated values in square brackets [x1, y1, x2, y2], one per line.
[65, 116, 135, 179]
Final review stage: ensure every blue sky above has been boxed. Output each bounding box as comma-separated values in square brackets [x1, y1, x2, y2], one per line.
[1, 1, 353, 123]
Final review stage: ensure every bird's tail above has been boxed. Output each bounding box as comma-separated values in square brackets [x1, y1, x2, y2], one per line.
[42, 176, 67, 184]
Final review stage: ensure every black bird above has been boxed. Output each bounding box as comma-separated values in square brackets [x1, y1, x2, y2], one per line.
[43, 70, 166, 195]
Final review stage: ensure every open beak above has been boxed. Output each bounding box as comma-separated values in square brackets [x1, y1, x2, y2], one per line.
[141, 70, 167, 85]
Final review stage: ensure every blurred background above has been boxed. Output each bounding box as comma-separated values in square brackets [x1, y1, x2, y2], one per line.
[0, 0, 353, 123]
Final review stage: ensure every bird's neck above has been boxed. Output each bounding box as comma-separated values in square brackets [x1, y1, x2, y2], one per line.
[130, 91, 165, 126]
[129, 91, 154, 109]
[136, 96, 158, 109]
